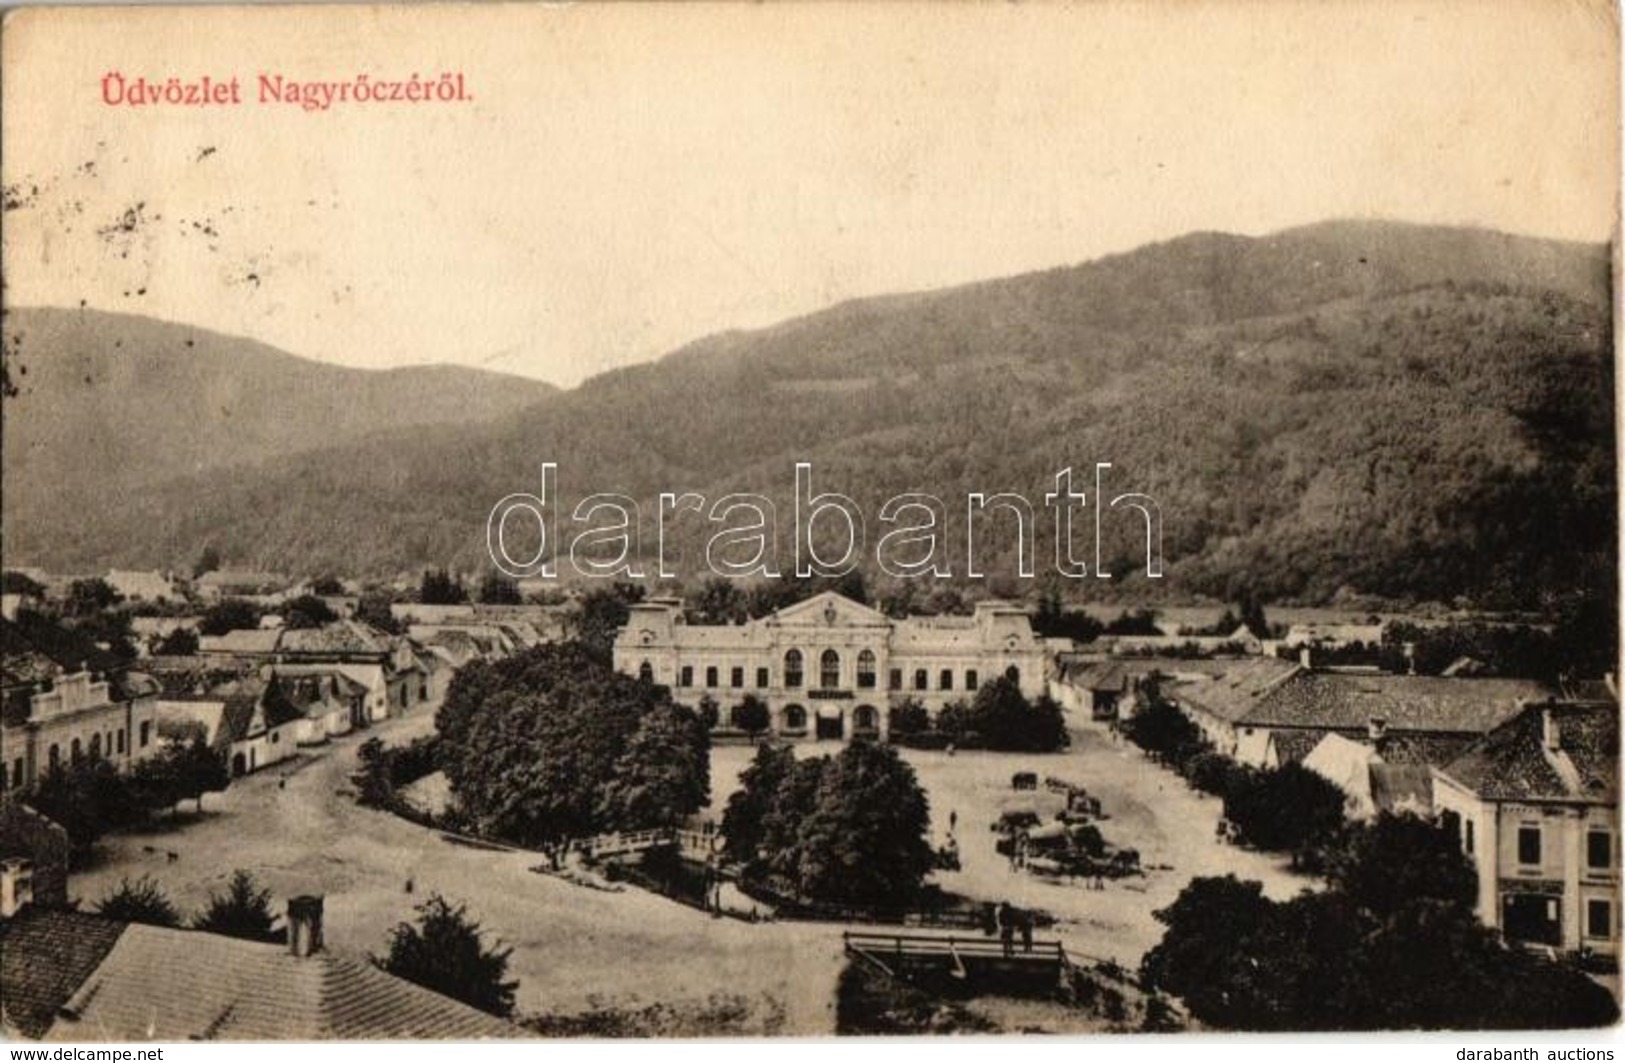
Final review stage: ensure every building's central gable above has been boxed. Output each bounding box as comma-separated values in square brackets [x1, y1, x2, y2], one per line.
[764, 591, 891, 630]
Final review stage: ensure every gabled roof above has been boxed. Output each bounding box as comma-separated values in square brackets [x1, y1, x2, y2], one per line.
[764, 591, 891, 629]
[0, 910, 126, 1039]
[3, 914, 514, 1041]
[1166, 657, 1302, 723]
[199, 629, 283, 656]
[276, 621, 390, 658]
[1437, 701, 1618, 805]
[1239, 674, 1547, 734]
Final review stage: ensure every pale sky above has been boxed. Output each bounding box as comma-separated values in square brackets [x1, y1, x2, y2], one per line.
[3, 1, 1618, 385]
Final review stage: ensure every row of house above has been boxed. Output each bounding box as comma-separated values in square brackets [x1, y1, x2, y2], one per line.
[1065, 649, 1618, 963]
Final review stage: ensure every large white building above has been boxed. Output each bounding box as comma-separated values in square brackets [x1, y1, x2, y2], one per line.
[612, 591, 1047, 742]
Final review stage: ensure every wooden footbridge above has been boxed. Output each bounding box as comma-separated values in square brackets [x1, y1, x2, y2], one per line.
[843, 930, 1075, 992]
[570, 827, 719, 862]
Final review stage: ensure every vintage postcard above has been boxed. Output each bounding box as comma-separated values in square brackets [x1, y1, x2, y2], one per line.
[0, 0, 1619, 1043]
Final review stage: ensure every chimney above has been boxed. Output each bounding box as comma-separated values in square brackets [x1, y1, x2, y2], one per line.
[1542, 702, 1562, 753]
[1403, 642, 1417, 676]
[287, 894, 324, 957]
[0, 857, 35, 918]
[1366, 716, 1388, 748]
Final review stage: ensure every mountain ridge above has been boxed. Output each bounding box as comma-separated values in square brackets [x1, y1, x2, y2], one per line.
[2, 220, 1613, 614]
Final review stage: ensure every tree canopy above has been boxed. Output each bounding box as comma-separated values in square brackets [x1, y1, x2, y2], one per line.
[375, 895, 517, 1017]
[436, 642, 709, 845]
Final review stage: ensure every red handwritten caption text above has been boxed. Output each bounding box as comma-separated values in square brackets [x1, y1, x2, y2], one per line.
[100, 72, 473, 111]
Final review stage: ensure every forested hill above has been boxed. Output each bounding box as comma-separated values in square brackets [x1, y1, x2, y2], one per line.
[1, 307, 556, 531]
[3, 220, 1613, 614]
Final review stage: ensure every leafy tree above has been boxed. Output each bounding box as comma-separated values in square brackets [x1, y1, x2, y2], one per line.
[887, 697, 930, 738]
[436, 642, 706, 845]
[65, 578, 122, 616]
[193, 545, 222, 579]
[96, 875, 182, 928]
[419, 568, 468, 606]
[357, 590, 403, 635]
[695, 693, 721, 730]
[573, 582, 645, 661]
[721, 743, 796, 865]
[690, 577, 747, 625]
[375, 895, 517, 1017]
[1222, 762, 1346, 862]
[1104, 609, 1161, 636]
[781, 742, 935, 906]
[965, 676, 1068, 752]
[153, 627, 200, 656]
[934, 700, 974, 743]
[280, 594, 338, 630]
[0, 570, 44, 596]
[1326, 814, 1477, 917]
[596, 703, 711, 830]
[160, 735, 230, 813]
[477, 572, 523, 605]
[732, 694, 771, 736]
[198, 598, 262, 636]
[194, 869, 281, 942]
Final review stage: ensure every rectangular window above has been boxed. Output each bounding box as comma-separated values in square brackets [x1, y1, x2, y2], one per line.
[966, 669, 979, 691]
[939, 669, 954, 691]
[757, 667, 769, 689]
[139, 721, 151, 748]
[117, 729, 126, 755]
[705, 666, 719, 688]
[1588, 830, 1612, 870]
[1588, 899, 1612, 939]
[914, 669, 928, 692]
[679, 665, 693, 687]
[9, 758, 21, 788]
[1465, 820, 1475, 855]
[731, 667, 744, 689]
[1517, 825, 1542, 866]
[889, 669, 903, 691]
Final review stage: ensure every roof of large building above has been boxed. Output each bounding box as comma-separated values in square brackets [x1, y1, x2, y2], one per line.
[1436, 701, 1618, 805]
[1239, 674, 1547, 734]
[199, 629, 284, 656]
[1165, 657, 1303, 724]
[2, 909, 513, 1041]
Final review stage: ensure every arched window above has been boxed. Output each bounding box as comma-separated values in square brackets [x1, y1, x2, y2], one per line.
[1005, 665, 1021, 685]
[90, 733, 102, 759]
[783, 704, 807, 729]
[820, 650, 841, 689]
[785, 650, 804, 688]
[70, 738, 82, 763]
[48, 744, 60, 769]
[853, 705, 878, 732]
[857, 650, 877, 689]
[638, 661, 654, 683]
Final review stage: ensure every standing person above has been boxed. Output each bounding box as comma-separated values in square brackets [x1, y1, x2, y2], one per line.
[948, 809, 958, 836]
[1020, 909, 1034, 954]
[997, 901, 1015, 957]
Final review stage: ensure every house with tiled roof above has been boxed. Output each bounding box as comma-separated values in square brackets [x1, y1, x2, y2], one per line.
[1, 897, 514, 1040]
[156, 676, 304, 777]
[1431, 700, 1619, 960]
[1049, 657, 1131, 720]
[1300, 730, 1435, 820]
[1, 618, 162, 790]
[1164, 659, 1549, 768]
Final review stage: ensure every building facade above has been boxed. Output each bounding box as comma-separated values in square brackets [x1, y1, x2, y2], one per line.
[1432, 701, 1618, 960]
[612, 591, 1048, 742]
